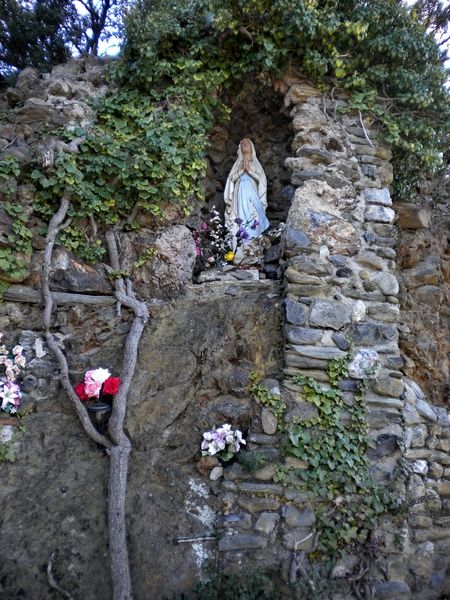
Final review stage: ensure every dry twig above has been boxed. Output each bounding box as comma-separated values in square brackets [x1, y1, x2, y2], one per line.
[47, 551, 75, 600]
[358, 110, 374, 147]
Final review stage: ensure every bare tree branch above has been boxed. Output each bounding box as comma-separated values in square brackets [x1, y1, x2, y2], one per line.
[105, 230, 149, 446]
[3, 285, 115, 306]
[359, 110, 374, 147]
[104, 229, 149, 600]
[38, 193, 150, 600]
[41, 196, 112, 448]
[47, 551, 75, 600]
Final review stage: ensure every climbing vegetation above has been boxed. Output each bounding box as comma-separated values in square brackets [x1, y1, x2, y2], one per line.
[251, 357, 401, 557]
[0, 155, 32, 287]
[286, 366, 398, 555]
[1, 0, 449, 284]
[122, 0, 449, 197]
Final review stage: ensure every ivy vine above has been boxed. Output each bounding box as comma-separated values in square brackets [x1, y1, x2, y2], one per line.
[0, 156, 32, 289]
[250, 357, 400, 558]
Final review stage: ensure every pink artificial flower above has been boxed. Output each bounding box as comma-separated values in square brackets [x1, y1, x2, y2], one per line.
[201, 222, 208, 231]
[12, 345, 22, 355]
[84, 380, 102, 398]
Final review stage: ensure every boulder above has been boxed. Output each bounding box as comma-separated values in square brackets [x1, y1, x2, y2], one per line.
[47, 246, 112, 294]
[396, 204, 431, 229]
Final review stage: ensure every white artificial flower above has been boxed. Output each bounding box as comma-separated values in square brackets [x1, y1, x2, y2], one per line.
[0, 382, 20, 410]
[235, 430, 245, 444]
[14, 355, 26, 368]
[209, 442, 220, 455]
[85, 368, 111, 384]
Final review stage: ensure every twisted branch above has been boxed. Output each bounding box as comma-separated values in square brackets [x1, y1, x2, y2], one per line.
[41, 196, 111, 448]
[105, 230, 149, 447]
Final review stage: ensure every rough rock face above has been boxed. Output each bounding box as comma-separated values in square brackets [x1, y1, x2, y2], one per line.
[0, 281, 282, 600]
[120, 226, 197, 300]
[396, 185, 450, 403]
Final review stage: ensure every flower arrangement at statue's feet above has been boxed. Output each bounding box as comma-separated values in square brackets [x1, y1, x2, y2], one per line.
[232, 217, 269, 268]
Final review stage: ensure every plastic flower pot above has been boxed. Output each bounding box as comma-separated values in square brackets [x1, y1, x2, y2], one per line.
[86, 401, 112, 434]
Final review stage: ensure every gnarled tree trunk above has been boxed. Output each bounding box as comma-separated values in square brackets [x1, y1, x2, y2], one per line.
[41, 198, 149, 600]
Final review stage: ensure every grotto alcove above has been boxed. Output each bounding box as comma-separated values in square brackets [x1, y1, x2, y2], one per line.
[205, 86, 294, 227]
[190, 85, 294, 281]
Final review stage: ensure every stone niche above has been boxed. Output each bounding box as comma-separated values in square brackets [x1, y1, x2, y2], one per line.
[204, 86, 294, 228]
[189, 87, 295, 282]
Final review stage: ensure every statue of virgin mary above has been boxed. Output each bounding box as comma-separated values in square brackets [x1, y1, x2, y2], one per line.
[224, 138, 270, 252]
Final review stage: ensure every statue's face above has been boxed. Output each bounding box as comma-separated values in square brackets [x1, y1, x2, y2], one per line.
[240, 138, 252, 157]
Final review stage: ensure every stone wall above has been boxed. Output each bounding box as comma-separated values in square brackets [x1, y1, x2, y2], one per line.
[211, 78, 450, 600]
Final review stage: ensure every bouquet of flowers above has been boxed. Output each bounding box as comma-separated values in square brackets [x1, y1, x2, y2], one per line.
[74, 368, 120, 401]
[0, 337, 25, 415]
[201, 423, 246, 462]
[195, 206, 234, 267]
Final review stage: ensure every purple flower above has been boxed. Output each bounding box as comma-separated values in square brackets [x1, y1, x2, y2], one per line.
[193, 231, 202, 256]
[237, 227, 249, 240]
[234, 218, 243, 225]
[200, 424, 246, 458]
[250, 220, 259, 230]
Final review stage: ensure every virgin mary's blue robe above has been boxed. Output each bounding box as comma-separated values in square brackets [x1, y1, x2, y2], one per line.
[236, 173, 270, 242]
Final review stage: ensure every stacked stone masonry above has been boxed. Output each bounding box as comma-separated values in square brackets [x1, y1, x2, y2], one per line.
[216, 79, 450, 599]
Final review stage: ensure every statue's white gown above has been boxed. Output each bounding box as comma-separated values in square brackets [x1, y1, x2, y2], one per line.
[236, 173, 270, 244]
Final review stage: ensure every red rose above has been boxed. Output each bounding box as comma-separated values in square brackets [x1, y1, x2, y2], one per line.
[74, 383, 89, 401]
[102, 377, 120, 396]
